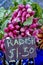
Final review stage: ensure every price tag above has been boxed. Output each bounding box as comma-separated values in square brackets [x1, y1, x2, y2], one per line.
[4, 36, 37, 61]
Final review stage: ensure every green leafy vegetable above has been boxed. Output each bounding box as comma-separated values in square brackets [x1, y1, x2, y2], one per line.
[23, 16, 33, 26]
[38, 18, 43, 25]
[0, 31, 4, 39]
[31, 2, 42, 18]
[0, 7, 6, 19]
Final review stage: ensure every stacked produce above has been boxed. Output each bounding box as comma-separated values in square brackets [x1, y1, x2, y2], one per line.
[4, 4, 35, 38]
[0, 4, 43, 52]
[37, 26, 43, 49]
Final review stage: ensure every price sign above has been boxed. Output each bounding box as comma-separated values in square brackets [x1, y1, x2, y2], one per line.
[4, 36, 37, 61]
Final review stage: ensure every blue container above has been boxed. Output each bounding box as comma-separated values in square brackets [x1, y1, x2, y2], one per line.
[0, 60, 3, 65]
[0, 49, 43, 65]
[21, 49, 43, 65]
[34, 49, 43, 65]
[0, 50, 4, 58]
[0, 50, 4, 65]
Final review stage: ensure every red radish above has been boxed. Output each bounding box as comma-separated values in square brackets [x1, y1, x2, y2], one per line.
[12, 21, 18, 25]
[18, 4, 24, 10]
[15, 25, 20, 30]
[22, 8, 26, 12]
[24, 26, 29, 30]
[21, 17, 26, 23]
[27, 8, 32, 13]
[8, 32, 14, 38]
[26, 13, 30, 18]
[33, 18, 39, 23]
[26, 4, 31, 9]
[18, 35, 22, 38]
[20, 27, 25, 32]
[0, 39, 5, 52]
[8, 24, 14, 30]
[25, 30, 30, 36]
[22, 11, 26, 17]
[4, 27, 9, 33]
[13, 35, 17, 38]
[13, 30, 19, 35]
[21, 32, 25, 37]
[30, 11, 35, 16]
[17, 10, 22, 17]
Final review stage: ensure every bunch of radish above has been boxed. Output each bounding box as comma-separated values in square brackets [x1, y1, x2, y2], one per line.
[4, 4, 35, 38]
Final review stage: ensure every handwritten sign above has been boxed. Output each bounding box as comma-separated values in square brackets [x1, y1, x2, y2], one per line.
[4, 36, 37, 61]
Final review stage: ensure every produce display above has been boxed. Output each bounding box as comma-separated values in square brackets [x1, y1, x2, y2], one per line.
[0, 3, 43, 52]
[0, 0, 43, 65]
